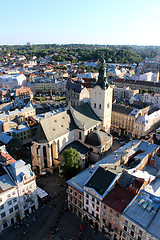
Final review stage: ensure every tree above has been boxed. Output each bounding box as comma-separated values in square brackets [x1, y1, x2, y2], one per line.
[62, 148, 81, 179]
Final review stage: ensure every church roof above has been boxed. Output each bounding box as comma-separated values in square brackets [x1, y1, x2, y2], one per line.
[33, 110, 77, 143]
[33, 103, 101, 143]
[73, 103, 101, 130]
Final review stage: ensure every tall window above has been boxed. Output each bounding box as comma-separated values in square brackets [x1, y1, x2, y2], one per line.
[94, 103, 96, 108]
[57, 140, 60, 153]
[99, 104, 101, 109]
[79, 131, 82, 140]
[43, 146, 47, 168]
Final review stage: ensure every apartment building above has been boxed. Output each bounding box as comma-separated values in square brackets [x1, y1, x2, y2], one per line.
[113, 86, 139, 103]
[67, 140, 160, 240]
[0, 146, 38, 232]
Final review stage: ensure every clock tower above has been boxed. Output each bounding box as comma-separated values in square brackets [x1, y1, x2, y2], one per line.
[91, 58, 112, 133]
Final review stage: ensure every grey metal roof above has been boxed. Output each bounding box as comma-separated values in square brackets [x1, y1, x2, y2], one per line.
[124, 190, 160, 229]
[73, 103, 101, 130]
[34, 110, 77, 143]
[0, 173, 15, 192]
[59, 141, 89, 155]
[112, 104, 134, 115]
[7, 160, 34, 183]
[147, 208, 160, 239]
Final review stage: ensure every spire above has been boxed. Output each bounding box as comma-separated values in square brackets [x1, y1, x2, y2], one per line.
[93, 58, 109, 90]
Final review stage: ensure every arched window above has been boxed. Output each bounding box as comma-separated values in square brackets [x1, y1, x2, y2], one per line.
[57, 140, 60, 153]
[43, 146, 48, 168]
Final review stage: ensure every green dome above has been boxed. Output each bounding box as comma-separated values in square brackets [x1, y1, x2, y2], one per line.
[85, 130, 103, 147]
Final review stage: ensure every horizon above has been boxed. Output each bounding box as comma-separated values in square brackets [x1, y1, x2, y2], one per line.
[1, 43, 160, 47]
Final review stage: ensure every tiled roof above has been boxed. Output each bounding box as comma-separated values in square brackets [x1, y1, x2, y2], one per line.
[102, 183, 135, 213]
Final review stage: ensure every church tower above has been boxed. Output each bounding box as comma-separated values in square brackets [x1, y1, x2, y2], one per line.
[91, 58, 112, 133]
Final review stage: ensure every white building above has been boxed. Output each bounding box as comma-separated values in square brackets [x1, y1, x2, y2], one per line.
[130, 72, 159, 83]
[0, 146, 38, 232]
[0, 74, 26, 89]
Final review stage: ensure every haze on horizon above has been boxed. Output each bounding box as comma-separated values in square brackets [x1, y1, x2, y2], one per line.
[1, 0, 160, 46]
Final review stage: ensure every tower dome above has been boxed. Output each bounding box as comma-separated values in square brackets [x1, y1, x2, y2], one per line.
[85, 130, 103, 147]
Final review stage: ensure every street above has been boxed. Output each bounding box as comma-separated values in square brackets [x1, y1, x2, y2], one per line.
[0, 140, 121, 240]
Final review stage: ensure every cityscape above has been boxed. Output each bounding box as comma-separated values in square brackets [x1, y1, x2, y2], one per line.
[0, 0, 160, 240]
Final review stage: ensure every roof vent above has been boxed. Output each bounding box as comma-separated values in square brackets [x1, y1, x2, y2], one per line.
[61, 125, 63, 127]
[54, 120, 57, 122]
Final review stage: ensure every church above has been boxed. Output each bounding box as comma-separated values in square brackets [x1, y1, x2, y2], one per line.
[31, 59, 113, 174]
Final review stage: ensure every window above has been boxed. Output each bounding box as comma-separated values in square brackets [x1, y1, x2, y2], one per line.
[124, 220, 128, 225]
[86, 194, 89, 198]
[75, 199, 77, 205]
[110, 208, 113, 213]
[74, 192, 77, 197]
[92, 211, 94, 216]
[139, 230, 143, 236]
[92, 203, 94, 208]
[86, 200, 88, 205]
[103, 218, 105, 223]
[97, 200, 99, 205]
[9, 208, 13, 214]
[116, 213, 119, 218]
[1, 212, 6, 218]
[70, 196, 72, 202]
[138, 236, 142, 240]
[96, 207, 99, 211]
[104, 205, 106, 209]
[99, 104, 101, 109]
[123, 233, 126, 238]
[7, 194, 11, 198]
[131, 225, 135, 230]
[70, 188, 72, 193]
[0, 198, 2, 202]
[94, 103, 96, 108]
[79, 194, 81, 200]
[124, 226, 127, 232]
[0, 205, 4, 210]
[92, 197, 95, 202]
[8, 200, 12, 206]
[12, 191, 16, 196]
[86, 207, 88, 212]
[3, 222, 7, 229]
[14, 205, 18, 210]
[79, 131, 82, 140]
[130, 230, 134, 237]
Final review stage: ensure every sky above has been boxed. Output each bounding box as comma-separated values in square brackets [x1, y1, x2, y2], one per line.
[0, 0, 160, 46]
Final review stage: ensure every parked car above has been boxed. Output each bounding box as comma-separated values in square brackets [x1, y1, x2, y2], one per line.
[113, 137, 119, 141]
[119, 140, 125, 145]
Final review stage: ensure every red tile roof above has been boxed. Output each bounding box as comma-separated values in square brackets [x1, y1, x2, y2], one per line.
[0, 152, 16, 165]
[102, 184, 136, 213]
